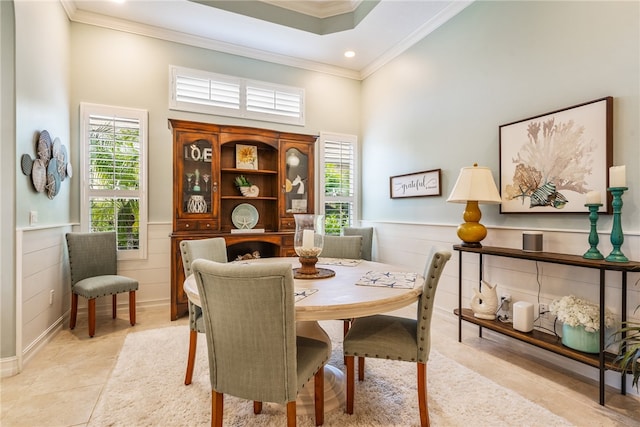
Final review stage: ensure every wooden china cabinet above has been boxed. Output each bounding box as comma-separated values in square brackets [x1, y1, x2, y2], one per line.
[169, 119, 316, 319]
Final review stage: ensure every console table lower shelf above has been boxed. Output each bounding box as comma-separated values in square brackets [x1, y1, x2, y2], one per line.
[454, 308, 622, 384]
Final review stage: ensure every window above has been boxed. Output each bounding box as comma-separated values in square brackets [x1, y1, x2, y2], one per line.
[318, 132, 358, 235]
[170, 65, 304, 126]
[80, 103, 148, 260]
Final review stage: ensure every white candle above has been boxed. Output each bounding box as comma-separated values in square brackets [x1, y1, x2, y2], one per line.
[302, 229, 314, 249]
[585, 191, 601, 205]
[609, 165, 626, 188]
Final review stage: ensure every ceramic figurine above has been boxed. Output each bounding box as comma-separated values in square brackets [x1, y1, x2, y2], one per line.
[470, 280, 499, 320]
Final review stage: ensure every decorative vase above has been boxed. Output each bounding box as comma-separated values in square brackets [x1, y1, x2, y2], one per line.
[561, 323, 599, 353]
[187, 195, 207, 213]
[293, 214, 324, 275]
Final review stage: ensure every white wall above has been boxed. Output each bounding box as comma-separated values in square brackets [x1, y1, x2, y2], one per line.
[361, 1, 639, 233]
[361, 1, 640, 396]
[68, 23, 362, 222]
[1, 0, 17, 369]
[2, 0, 71, 369]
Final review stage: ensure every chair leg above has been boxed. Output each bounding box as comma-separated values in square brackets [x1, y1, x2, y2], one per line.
[129, 291, 136, 326]
[286, 401, 296, 427]
[358, 357, 365, 381]
[345, 355, 355, 414]
[88, 298, 96, 337]
[314, 366, 324, 426]
[112, 294, 117, 319]
[212, 391, 223, 427]
[70, 293, 78, 330]
[343, 320, 350, 364]
[417, 362, 429, 427]
[184, 329, 198, 385]
[253, 401, 262, 414]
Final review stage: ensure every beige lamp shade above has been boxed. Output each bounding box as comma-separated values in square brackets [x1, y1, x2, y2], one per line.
[447, 164, 501, 248]
[447, 164, 501, 204]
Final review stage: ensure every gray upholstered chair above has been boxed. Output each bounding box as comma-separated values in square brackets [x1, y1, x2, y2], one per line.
[179, 237, 228, 385]
[343, 227, 374, 261]
[65, 231, 138, 337]
[319, 234, 364, 368]
[320, 235, 362, 259]
[191, 259, 330, 426]
[344, 250, 451, 427]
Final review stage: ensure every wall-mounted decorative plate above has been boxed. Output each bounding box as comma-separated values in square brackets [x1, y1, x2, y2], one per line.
[46, 158, 61, 199]
[38, 130, 52, 162]
[31, 159, 47, 193]
[21, 154, 33, 175]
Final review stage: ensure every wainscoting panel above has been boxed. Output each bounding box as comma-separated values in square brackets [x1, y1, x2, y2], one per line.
[16, 223, 173, 370]
[19, 226, 71, 355]
[363, 221, 640, 327]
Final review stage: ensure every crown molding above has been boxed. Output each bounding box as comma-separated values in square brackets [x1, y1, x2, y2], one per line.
[360, 0, 473, 79]
[261, 0, 362, 19]
[60, 0, 471, 81]
[62, 2, 361, 80]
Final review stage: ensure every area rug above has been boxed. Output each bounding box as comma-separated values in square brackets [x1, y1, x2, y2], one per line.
[89, 322, 572, 426]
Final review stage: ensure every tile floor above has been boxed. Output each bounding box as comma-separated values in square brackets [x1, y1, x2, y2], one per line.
[1, 305, 639, 426]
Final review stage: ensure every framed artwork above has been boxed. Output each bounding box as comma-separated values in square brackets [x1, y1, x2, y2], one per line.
[236, 144, 258, 169]
[390, 169, 441, 199]
[499, 97, 612, 214]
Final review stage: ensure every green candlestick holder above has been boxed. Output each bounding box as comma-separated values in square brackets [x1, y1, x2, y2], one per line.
[605, 187, 628, 263]
[583, 203, 604, 260]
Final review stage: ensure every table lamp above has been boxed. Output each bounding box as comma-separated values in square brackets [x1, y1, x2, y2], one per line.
[447, 163, 501, 247]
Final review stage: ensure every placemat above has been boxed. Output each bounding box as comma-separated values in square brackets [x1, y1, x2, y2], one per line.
[317, 257, 362, 266]
[355, 271, 419, 288]
[294, 288, 318, 302]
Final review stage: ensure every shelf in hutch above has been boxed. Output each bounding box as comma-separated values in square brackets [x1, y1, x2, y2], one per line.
[169, 119, 316, 319]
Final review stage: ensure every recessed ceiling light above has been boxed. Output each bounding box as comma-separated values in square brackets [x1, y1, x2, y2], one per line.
[344, 50, 356, 58]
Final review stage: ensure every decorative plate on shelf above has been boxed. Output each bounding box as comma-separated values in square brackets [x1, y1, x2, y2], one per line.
[232, 203, 259, 229]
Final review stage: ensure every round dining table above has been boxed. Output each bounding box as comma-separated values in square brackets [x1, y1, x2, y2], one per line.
[183, 256, 423, 414]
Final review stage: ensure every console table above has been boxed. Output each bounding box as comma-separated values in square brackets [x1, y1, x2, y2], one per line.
[453, 244, 640, 405]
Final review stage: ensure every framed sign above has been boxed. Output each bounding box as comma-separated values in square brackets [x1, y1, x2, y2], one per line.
[499, 97, 612, 213]
[390, 169, 441, 199]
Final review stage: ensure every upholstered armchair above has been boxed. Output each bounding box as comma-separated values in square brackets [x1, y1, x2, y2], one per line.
[191, 259, 330, 426]
[179, 237, 228, 385]
[65, 231, 138, 337]
[343, 250, 451, 427]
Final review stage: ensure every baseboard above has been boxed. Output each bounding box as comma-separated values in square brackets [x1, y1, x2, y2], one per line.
[1, 356, 19, 378]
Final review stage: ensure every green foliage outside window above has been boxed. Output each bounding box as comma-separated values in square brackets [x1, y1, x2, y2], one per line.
[324, 161, 352, 235]
[89, 122, 141, 250]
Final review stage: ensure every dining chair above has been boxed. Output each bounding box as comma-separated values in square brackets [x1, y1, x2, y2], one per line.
[320, 235, 362, 259]
[65, 231, 138, 337]
[343, 227, 374, 261]
[191, 259, 330, 427]
[319, 234, 364, 369]
[343, 249, 451, 427]
[180, 237, 228, 385]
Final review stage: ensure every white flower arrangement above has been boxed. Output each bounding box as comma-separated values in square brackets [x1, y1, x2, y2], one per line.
[549, 295, 616, 332]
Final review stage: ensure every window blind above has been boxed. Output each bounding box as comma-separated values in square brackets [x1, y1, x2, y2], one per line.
[320, 133, 358, 235]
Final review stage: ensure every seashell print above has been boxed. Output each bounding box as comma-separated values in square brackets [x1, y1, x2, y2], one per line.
[529, 182, 568, 209]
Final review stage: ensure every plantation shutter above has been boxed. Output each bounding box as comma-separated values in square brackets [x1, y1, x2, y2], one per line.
[320, 133, 358, 235]
[170, 65, 304, 125]
[81, 103, 148, 258]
